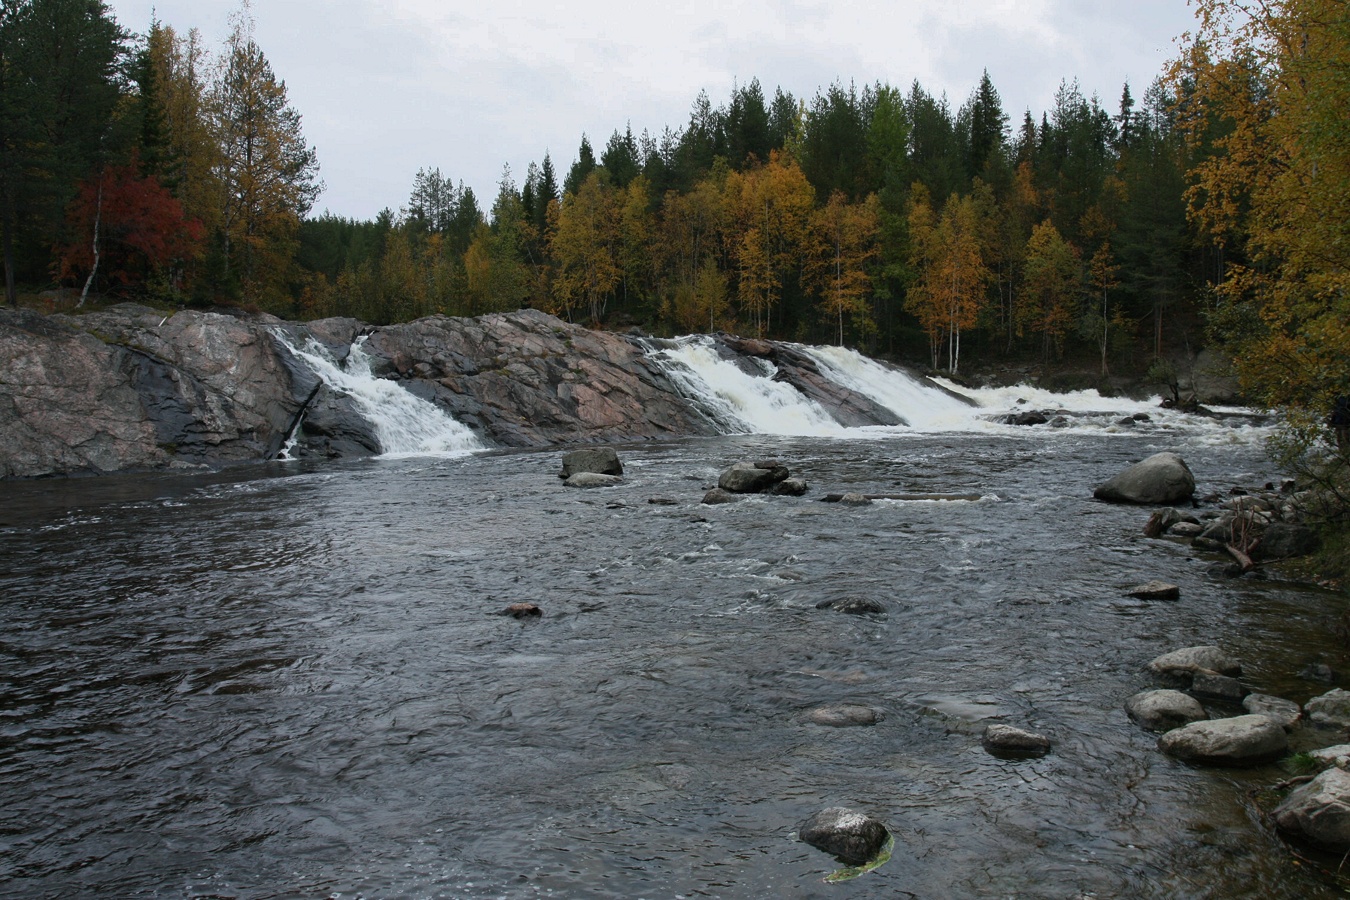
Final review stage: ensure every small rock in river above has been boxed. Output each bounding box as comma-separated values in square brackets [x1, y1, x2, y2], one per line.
[837, 492, 872, 506]
[701, 488, 737, 505]
[1190, 671, 1248, 703]
[1148, 646, 1242, 684]
[769, 477, 809, 496]
[559, 447, 623, 479]
[1127, 580, 1180, 601]
[982, 724, 1051, 758]
[807, 704, 882, 727]
[797, 807, 890, 866]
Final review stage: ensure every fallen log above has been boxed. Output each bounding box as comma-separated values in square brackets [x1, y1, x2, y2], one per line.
[1225, 544, 1255, 573]
[820, 492, 983, 503]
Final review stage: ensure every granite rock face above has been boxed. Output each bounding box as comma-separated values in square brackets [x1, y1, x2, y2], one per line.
[1, 305, 313, 477]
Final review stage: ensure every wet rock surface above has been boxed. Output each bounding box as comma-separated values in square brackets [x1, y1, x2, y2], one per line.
[796, 807, 889, 866]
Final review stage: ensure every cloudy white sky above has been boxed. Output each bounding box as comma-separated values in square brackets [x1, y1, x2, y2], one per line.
[104, 0, 1201, 221]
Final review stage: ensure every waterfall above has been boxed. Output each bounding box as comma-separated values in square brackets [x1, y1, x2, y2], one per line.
[278, 334, 485, 458]
[645, 336, 846, 436]
[802, 345, 979, 431]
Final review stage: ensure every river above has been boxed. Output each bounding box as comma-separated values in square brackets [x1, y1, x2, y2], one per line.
[0, 348, 1345, 898]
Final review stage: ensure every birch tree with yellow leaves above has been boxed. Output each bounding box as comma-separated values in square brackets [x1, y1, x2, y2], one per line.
[1171, 0, 1350, 424]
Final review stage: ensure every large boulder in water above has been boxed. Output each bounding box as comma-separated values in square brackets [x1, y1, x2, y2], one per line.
[1094, 452, 1196, 505]
[718, 460, 790, 493]
[1157, 714, 1288, 765]
[560, 447, 623, 478]
[1273, 767, 1350, 849]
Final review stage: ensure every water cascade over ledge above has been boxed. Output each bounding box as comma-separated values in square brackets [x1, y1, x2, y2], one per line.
[278, 334, 485, 458]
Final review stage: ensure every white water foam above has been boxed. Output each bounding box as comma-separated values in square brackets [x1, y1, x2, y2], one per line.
[278, 334, 485, 458]
[647, 334, 1270, 445]
[650, 336, 846, 436]
[802, 345, 978, 430]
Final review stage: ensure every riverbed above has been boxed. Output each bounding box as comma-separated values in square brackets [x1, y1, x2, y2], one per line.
[1, 411, 1346, 897]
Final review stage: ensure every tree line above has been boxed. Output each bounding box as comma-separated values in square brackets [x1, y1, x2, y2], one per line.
[0, 0, 318, 310]
[3, 0, 1345, 417]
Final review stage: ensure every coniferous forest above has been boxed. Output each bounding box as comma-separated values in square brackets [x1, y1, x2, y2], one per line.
[2, 1, 1347, 433]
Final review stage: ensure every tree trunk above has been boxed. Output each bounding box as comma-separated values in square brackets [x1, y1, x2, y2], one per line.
[77, 174, 104, 308]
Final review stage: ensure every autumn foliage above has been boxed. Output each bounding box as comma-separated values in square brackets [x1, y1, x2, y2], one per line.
[56, 163, 204, 289]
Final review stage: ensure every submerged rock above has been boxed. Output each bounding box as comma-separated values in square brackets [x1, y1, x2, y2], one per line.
[837, 492, 872, 506]
[982, 724, 1052, 758]
[701, 488, 738, 505]
[1094, 452, 1196, 505]
[564, 472, 623, 488]
[1157, 714, 1287, 765]
[1273, 767, 1350, 849]
[1126, 689, 1207, 733]
[1148, 646, 1242, 684]
[806, 705, 882, 727]
[817, 597, 886, 615]
[797, 807, 890, 866]
[497, 603, 542, 618]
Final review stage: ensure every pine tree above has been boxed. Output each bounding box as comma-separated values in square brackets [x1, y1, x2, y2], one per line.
[212, 7, 320, 308]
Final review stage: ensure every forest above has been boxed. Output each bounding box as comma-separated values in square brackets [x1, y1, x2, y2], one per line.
[1, 0, 1346, 427]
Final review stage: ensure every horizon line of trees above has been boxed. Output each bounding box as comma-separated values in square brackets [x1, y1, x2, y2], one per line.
[4, 1, 1346, 430]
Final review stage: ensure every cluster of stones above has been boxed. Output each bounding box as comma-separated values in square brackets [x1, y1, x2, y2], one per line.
[1128, 645, 1350, 850]
[1092, 451, 1347, 850]
[1091, 449, 1318, 567]
[701, 460, 808, 504]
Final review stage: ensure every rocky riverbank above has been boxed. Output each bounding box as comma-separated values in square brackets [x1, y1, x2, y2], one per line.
[1, 304, 949, 479]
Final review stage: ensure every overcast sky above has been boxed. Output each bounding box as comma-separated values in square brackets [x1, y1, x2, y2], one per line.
[104, 0, 1201, 221]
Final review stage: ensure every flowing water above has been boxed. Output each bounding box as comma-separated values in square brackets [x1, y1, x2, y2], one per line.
[1, 344, 1346, 899]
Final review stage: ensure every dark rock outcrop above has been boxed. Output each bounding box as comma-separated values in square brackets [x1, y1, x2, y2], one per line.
[359, 310, 713, 447]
